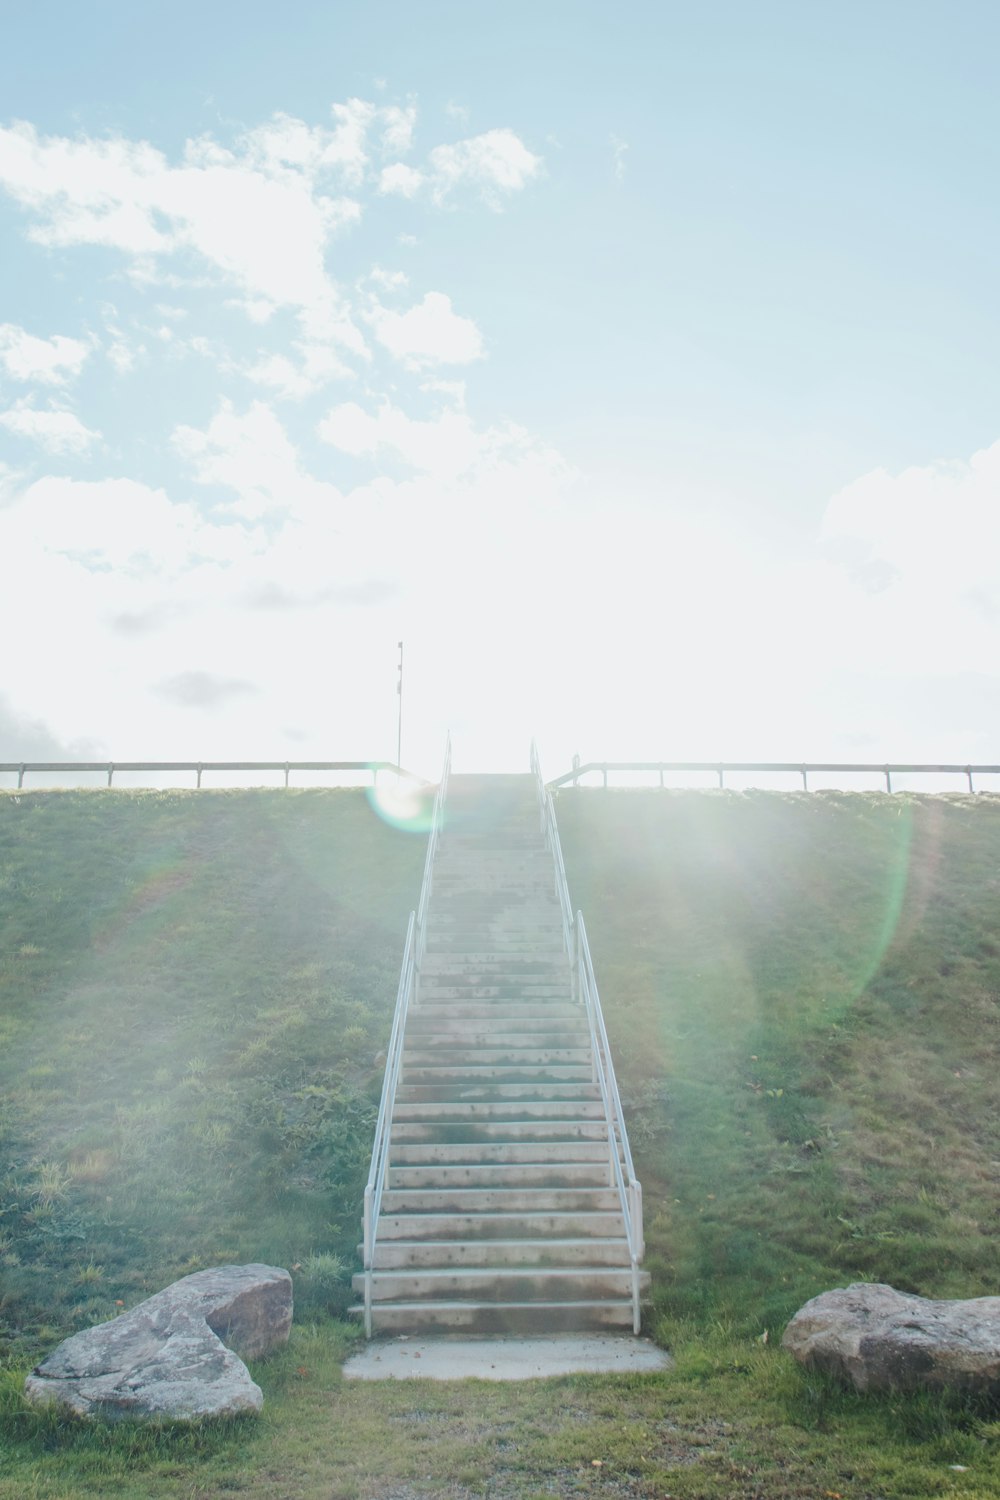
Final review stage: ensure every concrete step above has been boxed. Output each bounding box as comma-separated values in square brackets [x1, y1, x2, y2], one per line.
[377, 1210, 626, 1241]
[351, 1300, 637, 1333]
[402, 1064, 594, 1085]
[419, 957, 569, 974]
[407, 1021, 584, 1042]
[411, 1004, 579, 1024]
[403, 1032, 584, 1051]
[390, 1141, 609, 1165]
[353, 1266, 646, 1303]
[366, 1237, 630, 1269]
[402, 1049, 592, 1069]
[379, 1187, 621, 1213]
[416, 984, 571, 999]
[392, 1101, 603, 1122]
[395, 1083, 600, 1103]
[387, 1163, 611, 1189]
[390, 1119, 608, 1143]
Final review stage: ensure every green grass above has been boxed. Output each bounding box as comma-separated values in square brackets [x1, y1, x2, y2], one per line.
[4, 785, 1000, 1496]
[556, 789, 1000, 1338]
[0, 788, 426, 1360]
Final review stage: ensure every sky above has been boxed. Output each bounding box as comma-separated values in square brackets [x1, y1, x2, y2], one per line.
[2, 0, 1000, 783]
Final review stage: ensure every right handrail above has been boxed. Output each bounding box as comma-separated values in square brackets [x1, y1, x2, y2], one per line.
[361, 733, 451, 1337]
[530, 740, 644, 1332]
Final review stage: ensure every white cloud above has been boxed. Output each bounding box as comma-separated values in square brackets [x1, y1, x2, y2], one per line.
[427, 128, 541, 206]
[0, 401, 99, 454]
[378, 163, 425, 198]
[380, 103, 417, 157]
[819, 439, 1000, 674]
[368, 265, 410, 291]
[367, 291, 484, 368]
[318, 399, 481, 479]
[0, 323, 90, 384]
[244, 343, 352, 400]
[173, 398, 345, 523]
[0, 118, 365, 354]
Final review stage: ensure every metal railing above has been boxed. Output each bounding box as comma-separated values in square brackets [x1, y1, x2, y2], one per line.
[0, 760, 418, 790]
[361, 734, 451, 1337]
[530, 740, 644, 1333]
[548, 760, 1000, 794]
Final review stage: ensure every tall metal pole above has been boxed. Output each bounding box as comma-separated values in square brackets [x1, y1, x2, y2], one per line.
[396, 641, 403, 770]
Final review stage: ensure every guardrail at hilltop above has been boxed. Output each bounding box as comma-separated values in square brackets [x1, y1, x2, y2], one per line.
[548, 761, 1000, 794]
[0, 760, 419, 790]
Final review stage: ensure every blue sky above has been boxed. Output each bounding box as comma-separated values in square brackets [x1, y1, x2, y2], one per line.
[2, 1, 999, 780]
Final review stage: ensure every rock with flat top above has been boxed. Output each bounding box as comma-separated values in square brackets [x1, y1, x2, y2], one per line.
[25, 1263, 292, 1421]
[783, 1282, 1000, 1392]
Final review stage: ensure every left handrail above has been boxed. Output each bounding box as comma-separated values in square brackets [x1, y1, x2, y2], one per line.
[361, 733, 451, 1336]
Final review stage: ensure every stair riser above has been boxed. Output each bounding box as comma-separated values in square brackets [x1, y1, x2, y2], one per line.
[406, 1036, 587, 1055]
[376, 1212, 626, 1240]
[353, 1269, 645, 1302]
[389, 1121, 606, 1142]
[388, 1165, 610, 1189]
[401, 1051, 592, 1069]
[354, 1302, 637, 1334]
[395, 1084, 600, 1103]
[407, 1014, 578, 1026]
[380, 1188, 621, 1213]
[402, 1066, 593, 1083]
[408, 1017, 581, 1035]
[390, 1141, 609, 1164]
[367, 1239, 630, 1269]
[392, 1102, 603, 1122]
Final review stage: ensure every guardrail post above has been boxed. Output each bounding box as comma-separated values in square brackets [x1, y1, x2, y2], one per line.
[107, 763, 114, 788]
[17, 764, 25, 789]
[196, 763, 203, 788]
[801, 766, 808, 791]
[885, 765, 892, 793]
[967, 766, 975, 794]
[717, 764, 724, 789]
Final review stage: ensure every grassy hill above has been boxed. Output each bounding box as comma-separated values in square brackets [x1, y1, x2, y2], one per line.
[555, 789, 1000, 1341]
[3, 784, 1000, 1499]
[0, 788, 426, 1361]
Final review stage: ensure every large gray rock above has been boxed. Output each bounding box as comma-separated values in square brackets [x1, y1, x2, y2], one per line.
[25, 1264, 292, 1421]
[783, 1282, 1000, 1392]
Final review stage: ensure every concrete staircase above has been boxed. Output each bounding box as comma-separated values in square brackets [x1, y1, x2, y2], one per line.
[354, 772, 648, 1334]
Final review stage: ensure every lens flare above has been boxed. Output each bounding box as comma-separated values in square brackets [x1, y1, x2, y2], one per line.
[366, 778, 435, 834]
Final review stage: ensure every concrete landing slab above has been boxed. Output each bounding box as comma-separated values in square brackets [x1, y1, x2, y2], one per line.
[342, 1334, 672, 1381]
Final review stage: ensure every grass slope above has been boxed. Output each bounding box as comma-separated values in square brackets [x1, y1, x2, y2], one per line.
[556, 789, 1000, 1337]
[0, 788, 425, 1358]
[4, 786, 1000, 1498]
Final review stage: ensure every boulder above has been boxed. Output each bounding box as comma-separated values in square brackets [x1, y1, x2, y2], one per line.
[25, 1263, 292, 1421]
[783, 1282, 1000, 1392]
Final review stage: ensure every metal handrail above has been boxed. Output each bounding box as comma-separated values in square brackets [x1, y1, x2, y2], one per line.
[577, 913, 644, 1331]
[0, 759, 419, 790]
[361, 734, 451, 1337]
[547, 760, 1000, 794]
[415, 735, 452, 986]
[531, 741, 574, 968]
[362, 911, 415, 1335]
[530, 740, 643, 1331]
